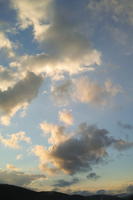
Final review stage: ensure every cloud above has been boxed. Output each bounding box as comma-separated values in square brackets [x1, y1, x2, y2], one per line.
[0, 131, 31, 149]
[52, 77, 122, 106]
[71, 190, 92, 196]
[0, 65, 18, 91]
[113, 139, 133, 151]
[86, 172, 100, 180]
[11, 0, 51, 37]
[6, 164, 20, 171]
[40, 121, 71, 145]
[51, 79, 73, 106]
[127, 185, 133, 194]
[0, 31, 15, 57]
[0, 71, 43, 125]
[52, 178, 79, 188]
[58, 110, 74, 126]
[0, 169, 46, 187]
[33, 122, 133, 175]
[87, 0, 133, 26]
[11, 0, 101, 78]
[118, 121, 133, 130]
[96, 190, 107, 195]
[16, 154, 23, 160]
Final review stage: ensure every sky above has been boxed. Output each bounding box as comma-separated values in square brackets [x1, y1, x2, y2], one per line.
[0, 0, 133, 195]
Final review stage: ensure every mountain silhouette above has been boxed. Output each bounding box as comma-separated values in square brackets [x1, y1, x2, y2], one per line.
[0, 184, 132, 200]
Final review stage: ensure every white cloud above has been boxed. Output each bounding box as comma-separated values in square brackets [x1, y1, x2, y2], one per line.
[11, 0, 102, 78]
[0, 32, 15, 57]
[40, 122, 71, 145]
[6, 164, 20, 171]
[52, 77, 122, 106]
[58, 110, 74, 126]
[16, 154, 23, 160]
[0, 65, 17, 91]
[0, 131, 31, 149]
[11, 0, 51, 38]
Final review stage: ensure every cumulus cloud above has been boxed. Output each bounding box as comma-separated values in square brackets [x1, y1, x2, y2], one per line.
[118, 121, 133, 130]
[0, 31, 15, 57]
[0, 131, 31, 149]
[58, 110, 74, 126]
[40, 121, 71, 145]
[10, 0, 101, 78]
[0, 71, 43, 125]
[52, 77, 122, 106]
[52, 178, 79, 188]
[33, 122, 133, 175]
[0, 169, 46, 187]
[11, 0, 51, 38]
[86, 172, 100, 180]
[0, 65, 18, 91]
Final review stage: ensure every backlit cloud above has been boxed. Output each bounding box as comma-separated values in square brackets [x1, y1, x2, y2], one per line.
[0, 31, 15, 57]
[58, 110, 74, 126]
[6, 164, 20, 171]
[0, 169, 46, 187]
[0, 71, 43, 125]
[0, 131, 31, 149]
[33, 122, 133, 175]
[10, 0, 101, 78]
[52, 77, 122, 106]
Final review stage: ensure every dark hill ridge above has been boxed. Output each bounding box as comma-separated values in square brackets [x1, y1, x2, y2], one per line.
[0, 184, 132, 200]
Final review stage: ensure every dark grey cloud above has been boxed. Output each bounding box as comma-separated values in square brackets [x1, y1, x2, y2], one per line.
[0, 71, 43, 125]
[113, 139, 133, 151]
[127, 185, 133, 194]
[86, 172, 100, 180]
[49, 123, 113, 174]
[52, 178, 79, 188]
[33, 122, 133, 175]
[118, 121, 133, 130]
[0, 71, 43, 113]
[72, 190, 92, 196]
[96, 190, 107, 195]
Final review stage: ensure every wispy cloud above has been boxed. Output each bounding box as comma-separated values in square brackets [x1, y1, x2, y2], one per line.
[118, 121, 133, 130]
[52, 178, 79, 188]
[87, 172, 100, 180]
[52, 77, 122, 106]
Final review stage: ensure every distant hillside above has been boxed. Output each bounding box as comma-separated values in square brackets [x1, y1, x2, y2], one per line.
[0, 184, 132, 200]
